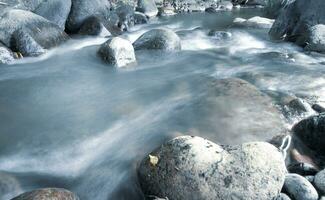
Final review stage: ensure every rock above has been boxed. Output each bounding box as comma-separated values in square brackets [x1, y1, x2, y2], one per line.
[0, 172, 22, 200]
[218, 1, 233, 10]
[10, 29, 46, 57]
[0, 43, 15, 64]
[114, 2, 136, 31]
[33, 0, 71, 29]
[157, 7, 176, 16]
[274, 193, 291, 200]
[138, 136, 286, 200]
[98, 37, 136, 67]
[233, 16, 274, 29]
[133, 29, 181, 51]
[134, 12, 148, 25]
[232, 0, 267, 6]
[66, 0, 111, 33]
[269, 0, 325, 48]
[312, 104, 325, 113]
[283, 173, 318, 200]
[288, 163, 319, 176]
[314, 169, 325, 194]
[78, 16, 111, 36]
[137, 0, 158, 18]
[287, 98, 308, 114]
[208, 31, 232, 41]
[196, 78, 285, 144]
[0, 9, 68, 50]
[10, 188, 79, 200]
[305, 176, 315, 183]
[292, 114, 325, 156]
[304, 24, 325, 53]
[162, 0, 221, 12]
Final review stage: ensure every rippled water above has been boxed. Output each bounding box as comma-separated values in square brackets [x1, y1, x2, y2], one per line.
[0, 8, 325, 200]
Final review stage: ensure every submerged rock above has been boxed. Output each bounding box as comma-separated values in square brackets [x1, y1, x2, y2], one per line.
[138, 136, 286, 200]
[269, 0, 325, 50]
[292, 114, 325, 156]
[98, 37, 136, 67]
[233, 16, 274, 29]
[134, 12, 148, 25]
[10, 29, 46, 57]
[0, 9, 68, 51]
[283, 173, 318, 200]
[133, 29, 181, 51]
[312, 104, 325, 113]
[208, 31, 232, 41]
[137, 0, 158, 18]
[11, 188, 79, 200]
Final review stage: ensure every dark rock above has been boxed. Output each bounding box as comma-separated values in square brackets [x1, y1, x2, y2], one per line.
[138, 136, 286, 200]
[304, 24, 325, 53]
[0, 9, 68, 50]
[33, 0, 71, 29]
[133, 29, 181, 51]
[312, 104, 325, 113]
[273, 193, 291, 200]
[208, 30, 232, 41]
[134, 12, 148, 25]
[78, 16, 110, 36]
[0, 43, 15, 64]
[314, 169, 325, 194]
[137, 0, 158, 18]
[305, 176, 315, 183]
[10, 29, 46, 57]
[98, 37, 136, 67]
[66, 0, 111, 33]
[283, 173, 318, 200]
[269, 0, 325, 48]
[115, 2, 135, 31]
[288, 163, 319, 176]
[292, 114, 325, 156]
[10, 188, 79, 200]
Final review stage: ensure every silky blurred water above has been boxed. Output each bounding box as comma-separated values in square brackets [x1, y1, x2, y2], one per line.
[0, 9, 325, 200]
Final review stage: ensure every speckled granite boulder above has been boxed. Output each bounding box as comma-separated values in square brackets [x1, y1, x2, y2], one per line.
[138, 136, 286, 200]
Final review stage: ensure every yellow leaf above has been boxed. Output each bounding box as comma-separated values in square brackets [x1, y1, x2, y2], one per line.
[149, 154, 159, 166]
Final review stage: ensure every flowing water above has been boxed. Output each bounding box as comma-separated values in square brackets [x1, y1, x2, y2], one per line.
[0, 8, 325, 200]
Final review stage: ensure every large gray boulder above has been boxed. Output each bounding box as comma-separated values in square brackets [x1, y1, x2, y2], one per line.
[0, 9, 68, 50]
[269, 0, 325, 49]
[98, 37, 136, 67]
[233, 16, 274, 29]
[33, 0, 71, 29]
[283, 174, 319, 200]
[11, 188, 79, 200]
[138, 136, 286, 200]
[304, 24, 325, 53]
[292, 114, 325, 156]
[137, 0, 158, 17]
[314, 169, 325, 194]
[133, 29, 181, 51]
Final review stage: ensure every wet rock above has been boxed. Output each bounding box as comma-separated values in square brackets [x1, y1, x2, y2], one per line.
[208, 31, 232, 41]
[304, 25, 325, 53]
[232, 0, 267, 6]
[98, 37, 136, 67]
[283, 173, 318, 200]
[205, 1, 233, 12]
[0, 172, 22, 200]
[138, 136, 286, 200]
[162, 0, 221, 12]
[134, 12, 148, 25]
[274, 193, 291, 200]
[0, 43, 15, 64]
[115, 2, 136, 31]
[137, 0, 158, 18]
[0, 9, 68, 50]
[305, 176, 315, 183]
[66, 0, 111, 33]
[133, 29, 181, 51]
[233, 16, 274, 29]
[292, 113, 325, 156]
[269, 0, 325, 48]
[10, 29, 46, 57]
[288, 163, 319, 176]
[158, 7, 176, 16]
[11, 188, 79, 200]
[78, 16, 111, 36]
[314, 169, 325, 194]
[312, 104, 325, 113]
[33, 0, 71, 29]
